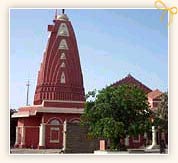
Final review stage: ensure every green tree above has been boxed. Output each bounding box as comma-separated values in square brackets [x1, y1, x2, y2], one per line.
[81, 84, 152, 150]
[154, 92, 168, 131]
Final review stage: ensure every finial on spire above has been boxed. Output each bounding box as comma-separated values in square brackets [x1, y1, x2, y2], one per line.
[128, 73, 132, 77]
[62, 9, 65, 14]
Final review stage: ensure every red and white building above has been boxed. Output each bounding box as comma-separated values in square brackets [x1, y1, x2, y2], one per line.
[12, 10, 166, 150]
[12, 11, 85, 149]
[111, 74, 165, 148]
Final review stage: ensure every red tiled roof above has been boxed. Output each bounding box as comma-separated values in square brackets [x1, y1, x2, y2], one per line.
[148, 89, 163, 99]
[111, 74, 152, 94]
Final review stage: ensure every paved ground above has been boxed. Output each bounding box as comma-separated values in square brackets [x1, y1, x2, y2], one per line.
[10, 148, 168, 154]
[10, 148, 63, 154]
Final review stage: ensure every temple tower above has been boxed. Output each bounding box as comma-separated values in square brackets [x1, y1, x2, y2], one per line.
[13, 10, 85, 149]
[34, 10, 85, 105]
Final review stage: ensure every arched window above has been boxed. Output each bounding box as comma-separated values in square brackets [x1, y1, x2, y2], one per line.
[50, 119, 60, 125]
[59, 39, 68, 50]
[60, 72, 66, 84]
[69, 118, 80, 123]
[49, 119, 60, 143]
[57, 23, 69, 36]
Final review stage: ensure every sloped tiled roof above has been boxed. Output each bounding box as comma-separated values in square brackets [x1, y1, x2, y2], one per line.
[148, 89, 163, 99]
[111, 74, 152, 94]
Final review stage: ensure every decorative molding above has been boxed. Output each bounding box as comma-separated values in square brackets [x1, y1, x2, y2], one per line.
[37, 107, 84, 114]
[42, 99, 85, 104]
[59, 39, 68, 50]
[69, 118, 80, 123]
[60, 62, 66, 68]
[46, 117, 63, 124]
[60, 53, 66, 60]
[57, 23, 69, 37]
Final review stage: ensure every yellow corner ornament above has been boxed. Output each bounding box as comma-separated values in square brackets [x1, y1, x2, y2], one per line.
[155, 0, 177, 26]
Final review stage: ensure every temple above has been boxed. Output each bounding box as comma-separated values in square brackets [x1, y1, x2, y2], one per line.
[12, 10, 167, 151]
[12, 10, 85, 149]
[110, 74, 167, 148]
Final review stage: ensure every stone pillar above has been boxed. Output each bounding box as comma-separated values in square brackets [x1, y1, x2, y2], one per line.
[152, 126, 156, 146]
[21, 126, 26, 147]
[100, 140, 106, 151]
[14, 127, 19, 147]
[62, 120, 67, 152]
[125, 135, 129, 146]
[147, 126, 158, 149]
[39, 123, 45, 148]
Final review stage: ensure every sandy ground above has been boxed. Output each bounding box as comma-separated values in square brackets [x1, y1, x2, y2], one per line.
[10, 148, 63, 154]
[10, 148, 168, 154]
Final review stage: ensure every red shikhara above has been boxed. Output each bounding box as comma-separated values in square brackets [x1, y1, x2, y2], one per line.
[13, 11, 85, 149]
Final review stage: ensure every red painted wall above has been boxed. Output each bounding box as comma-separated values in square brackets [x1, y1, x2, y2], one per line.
[25, 127, 39, 148]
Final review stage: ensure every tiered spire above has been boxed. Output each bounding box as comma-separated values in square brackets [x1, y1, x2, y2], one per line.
[34, 10, 85, 105]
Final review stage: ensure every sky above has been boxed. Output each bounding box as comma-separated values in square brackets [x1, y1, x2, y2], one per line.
[10, 9, 168, 109]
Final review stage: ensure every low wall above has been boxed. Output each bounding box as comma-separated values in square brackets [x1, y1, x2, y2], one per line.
[65, 123, 99, 153]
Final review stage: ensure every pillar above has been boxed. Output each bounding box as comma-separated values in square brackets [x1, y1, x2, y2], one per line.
[152, 126, 157, 146]
[62, 120, 67, 152]
[125, 135, 129, 146]
[21, 126, 26, 147]
[14, 127, 19, 147]
[146, 126, 158, 149]
[100, 140, 106, 151]
[39, 123, 46, 148]
[143, 132, 147, 147]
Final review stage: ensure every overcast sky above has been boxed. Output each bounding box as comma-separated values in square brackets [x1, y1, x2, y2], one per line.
[10, 9, 168, 109]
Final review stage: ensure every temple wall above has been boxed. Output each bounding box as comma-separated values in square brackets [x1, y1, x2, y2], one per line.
[25, 127, 39, 148]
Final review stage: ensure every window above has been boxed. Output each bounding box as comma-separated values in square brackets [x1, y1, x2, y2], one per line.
[59, 39, 68, 50]
[57, 23, 69, 36]
[69, 118, 80, 123]
[50, 119, 60, 125]
[50, 127, 60, 143]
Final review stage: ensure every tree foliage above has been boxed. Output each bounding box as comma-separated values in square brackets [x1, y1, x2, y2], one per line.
[154, 92, 168, 131]
[81, 84, 152, 150]
[10, 109, 17, 147]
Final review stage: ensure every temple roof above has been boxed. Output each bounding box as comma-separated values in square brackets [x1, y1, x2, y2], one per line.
[148, 89, 163, 99]
[33, 9, 85, 105]
[111, 74, 152, 94]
